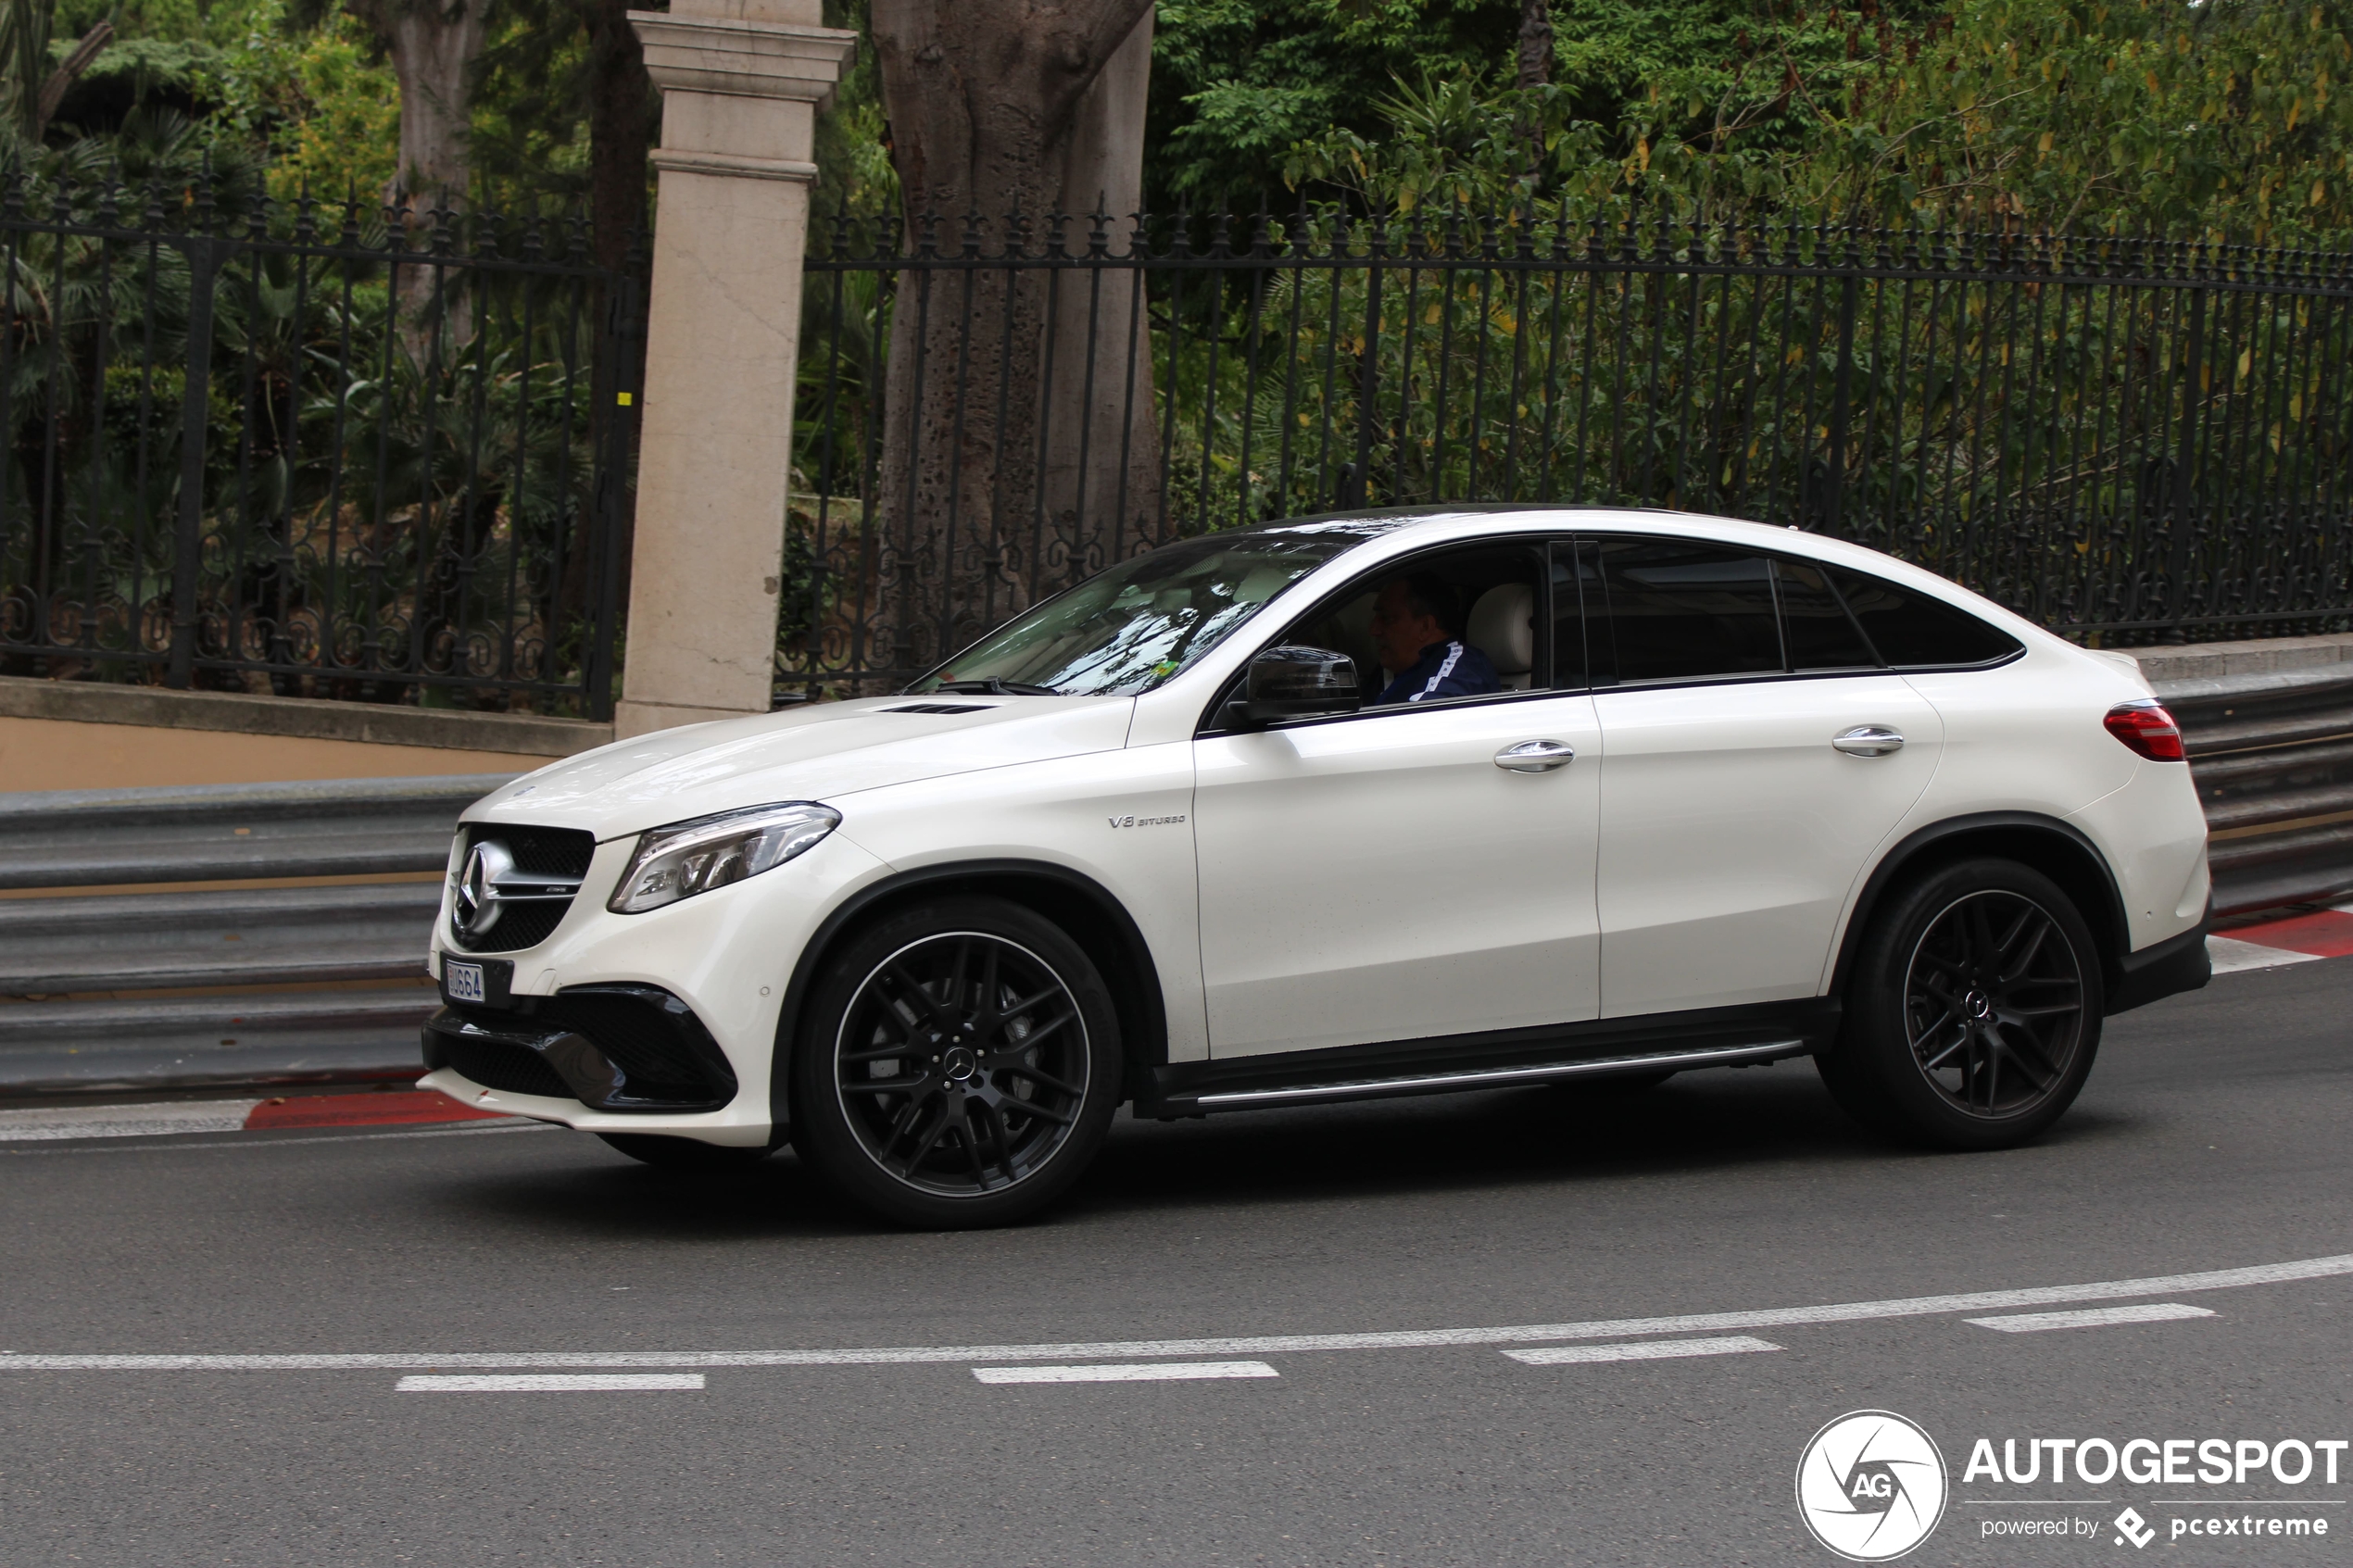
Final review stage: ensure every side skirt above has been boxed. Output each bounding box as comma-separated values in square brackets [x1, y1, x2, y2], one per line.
[1136, 998, 1838, 1118]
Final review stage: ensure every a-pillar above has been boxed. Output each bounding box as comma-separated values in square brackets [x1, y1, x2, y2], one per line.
[617, 0, 855, 737]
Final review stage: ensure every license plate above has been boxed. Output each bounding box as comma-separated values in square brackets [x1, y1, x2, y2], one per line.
[444, 960, 486, 1005]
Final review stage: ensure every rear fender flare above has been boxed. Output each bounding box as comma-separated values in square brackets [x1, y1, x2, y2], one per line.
[1828, 812, 2131, 1004]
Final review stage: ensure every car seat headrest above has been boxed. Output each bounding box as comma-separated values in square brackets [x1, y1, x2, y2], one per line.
[1467, 582, 1535, 674]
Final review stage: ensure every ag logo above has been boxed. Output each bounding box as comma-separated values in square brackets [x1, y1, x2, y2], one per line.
[1795, 1410, 1948, 1562]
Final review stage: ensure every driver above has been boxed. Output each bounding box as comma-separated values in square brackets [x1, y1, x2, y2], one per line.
[1368, 573, 1501, 704]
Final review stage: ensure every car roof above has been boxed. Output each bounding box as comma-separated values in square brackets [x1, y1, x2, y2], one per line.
[1250, 503, 1855, 558]
[1239, 503, 2056, 647]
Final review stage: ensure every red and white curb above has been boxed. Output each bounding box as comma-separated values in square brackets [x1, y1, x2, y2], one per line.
[0, 1089, 513, 1143]
[2208, 906, 2353, 974]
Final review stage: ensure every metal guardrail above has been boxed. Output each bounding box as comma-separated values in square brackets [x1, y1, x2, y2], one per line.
[0, 775, 494, 889]
[2158, 667, 2353, 916]
[0, 775, 508, 1096]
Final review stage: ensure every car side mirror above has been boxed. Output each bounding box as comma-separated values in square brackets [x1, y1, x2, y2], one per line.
[1229, 645, 1361, 728]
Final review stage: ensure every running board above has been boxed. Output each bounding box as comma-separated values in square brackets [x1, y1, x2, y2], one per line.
[1151, 1038, 1813, 1116]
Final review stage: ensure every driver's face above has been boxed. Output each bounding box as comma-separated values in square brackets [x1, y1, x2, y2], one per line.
[1368, 581, 1444, 673]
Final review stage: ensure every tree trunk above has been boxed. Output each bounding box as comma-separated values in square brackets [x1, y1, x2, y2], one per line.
[1517, 0, 1554, 89]
[869, 0, 1157, 674]
[1038, 11, 1160, 586]
[348, 0, 494, 340]
[572, 0, 653, 631]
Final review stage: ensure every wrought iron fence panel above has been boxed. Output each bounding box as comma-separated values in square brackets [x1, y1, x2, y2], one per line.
[791, 209, 2353, 695]
[0, 171, 639, 716]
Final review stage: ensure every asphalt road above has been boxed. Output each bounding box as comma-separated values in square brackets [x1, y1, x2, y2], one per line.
[4, 958, 2350, 1567]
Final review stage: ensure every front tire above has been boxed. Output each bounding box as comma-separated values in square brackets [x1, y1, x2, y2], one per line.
[790, 897, 1122, 1228]
[1819, 858, 2102, 1150]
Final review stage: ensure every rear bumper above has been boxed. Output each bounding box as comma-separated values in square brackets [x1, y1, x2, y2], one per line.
[2106, 918, 2211, 1015]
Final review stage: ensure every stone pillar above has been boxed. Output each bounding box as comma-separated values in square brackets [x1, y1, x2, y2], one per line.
[617, 0, 856, 737]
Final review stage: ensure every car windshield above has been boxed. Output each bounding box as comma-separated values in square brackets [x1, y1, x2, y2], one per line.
[908, 532, 1361, 696]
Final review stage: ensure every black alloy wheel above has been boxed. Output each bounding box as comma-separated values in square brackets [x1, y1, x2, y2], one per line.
[791, 897, 1121, 1227]
[1903, 889, 2088, 1117]
[1820, 858, 2104, 1150]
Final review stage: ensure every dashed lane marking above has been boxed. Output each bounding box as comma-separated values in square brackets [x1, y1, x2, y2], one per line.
[396, 1374, 705, 1392]
[1, 1251, 2342, 1374]
[1504, 1336, 1781, 1364]
[1965, 1302, 2217, 1334]
[971, 1361, 1278, 1385]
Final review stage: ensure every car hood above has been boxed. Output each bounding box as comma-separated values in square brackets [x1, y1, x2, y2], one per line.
[465, 696, 1138, 840]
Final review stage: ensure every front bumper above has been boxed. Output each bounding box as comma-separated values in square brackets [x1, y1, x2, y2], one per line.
[422, 986, 738, 1113]
[422, 827, 891, 1141]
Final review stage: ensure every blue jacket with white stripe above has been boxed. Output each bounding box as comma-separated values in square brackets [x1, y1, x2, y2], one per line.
[1376, 639, 1502, 705]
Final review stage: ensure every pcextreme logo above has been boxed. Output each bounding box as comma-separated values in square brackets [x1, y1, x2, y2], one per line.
[1796, 1410, 1951, 1562]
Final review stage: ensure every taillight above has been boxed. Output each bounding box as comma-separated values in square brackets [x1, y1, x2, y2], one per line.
[2105, 700, 2185, 761]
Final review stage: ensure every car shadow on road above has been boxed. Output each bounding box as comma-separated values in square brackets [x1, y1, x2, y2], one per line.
[1072, 1060, 2125, 1218]
[428, 1059, 2138, 1241]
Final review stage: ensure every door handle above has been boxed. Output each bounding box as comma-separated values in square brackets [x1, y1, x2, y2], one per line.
[1495, 739, 1577, 773]
[1832, 725, 1906, 758]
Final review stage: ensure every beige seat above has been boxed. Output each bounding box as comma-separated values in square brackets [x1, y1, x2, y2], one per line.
[1467, 582, 1536, 689]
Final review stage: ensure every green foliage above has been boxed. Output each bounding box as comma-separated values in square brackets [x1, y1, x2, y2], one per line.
[1150, 0, 1524, 213]
[812, 0, 894, 224]
[469, 0, 592, 212]
[1277, 0, 2353, 245]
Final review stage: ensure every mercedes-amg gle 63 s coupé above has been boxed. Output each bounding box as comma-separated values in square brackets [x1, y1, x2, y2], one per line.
[421, 507, 2211, 1226]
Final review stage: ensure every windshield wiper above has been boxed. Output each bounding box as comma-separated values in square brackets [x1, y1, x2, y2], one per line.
[929, 678, 1063, 696]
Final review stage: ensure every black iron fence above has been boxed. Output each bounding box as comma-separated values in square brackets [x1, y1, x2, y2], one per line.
[791, 209, 2353, 693]
[0, 171, 640, 716]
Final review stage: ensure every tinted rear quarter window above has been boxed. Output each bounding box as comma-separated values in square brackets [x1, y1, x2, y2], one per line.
[1594, 539, 1783, 683]
[1829, 566, 2023, 668]
[1775, 559, 1879, 671]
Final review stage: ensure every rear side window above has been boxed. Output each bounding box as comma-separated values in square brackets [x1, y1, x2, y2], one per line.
[1592, 539, 1782, 683]
[1775, 559, 1879, 671]
[1829, 566, 2022, 668]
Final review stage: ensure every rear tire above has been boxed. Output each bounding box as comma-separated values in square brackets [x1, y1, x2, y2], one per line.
[595, 1132, 781, 1170]
[1818, 858, 2102, 1150]
[790, 897, 1122, 1229]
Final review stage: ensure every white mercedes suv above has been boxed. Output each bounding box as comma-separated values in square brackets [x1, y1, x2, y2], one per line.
[421, 507, 2211, 1225]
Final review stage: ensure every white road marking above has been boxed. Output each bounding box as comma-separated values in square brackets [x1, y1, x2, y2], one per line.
[2207, 935, 2323, 974]
[396, 1373, 704, 1391]
[0, 1122, 555, 1158]
[1504, 1336, 1780, 1364]
[0, 1100, 261, 1141]
[1965, 1302, 2217, 1334]
[971, 1361, 1278, 1385]
[1, 1251, 2342, 1374]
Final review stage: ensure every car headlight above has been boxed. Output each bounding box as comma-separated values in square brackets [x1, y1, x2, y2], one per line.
[608, 802, 840, 914]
